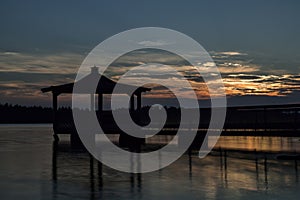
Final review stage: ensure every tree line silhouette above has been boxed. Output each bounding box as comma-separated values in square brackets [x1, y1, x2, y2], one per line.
[0, 103, 58, 123]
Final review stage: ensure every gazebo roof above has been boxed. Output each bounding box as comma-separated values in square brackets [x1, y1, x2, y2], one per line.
[41, 67, 151, 95]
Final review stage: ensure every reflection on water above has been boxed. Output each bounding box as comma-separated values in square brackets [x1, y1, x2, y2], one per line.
[214, 136, 300, 152]
[0, 125, 300, 199]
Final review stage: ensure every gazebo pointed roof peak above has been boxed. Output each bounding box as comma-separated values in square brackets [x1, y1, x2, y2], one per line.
[91, 65, 99, 75]
[41, 66, 151, 95]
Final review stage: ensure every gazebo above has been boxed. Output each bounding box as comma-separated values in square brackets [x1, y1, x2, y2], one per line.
[41, 66, 151, 142]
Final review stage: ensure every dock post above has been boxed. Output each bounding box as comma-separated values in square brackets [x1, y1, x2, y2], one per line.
[294, 108, 298, 131]
[264, 155, 268, 189]
[263, 108, 267, 132]
[70, 132, 84, 148]
[119, 132, 145, 151]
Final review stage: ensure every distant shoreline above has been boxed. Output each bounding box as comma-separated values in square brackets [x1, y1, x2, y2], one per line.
[0, 103, 52, 124]
[0, 123, 52, 125]
[0, 123, 52, 128]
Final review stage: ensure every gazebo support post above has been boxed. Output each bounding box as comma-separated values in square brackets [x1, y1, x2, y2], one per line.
[119, 92, 145, 150]
[90, 93, 95, 111]
[52, 92, 59, 141]
[98, 93, 103, 112]
[137, 92, 141, 111]
[130, 95, 135, 111]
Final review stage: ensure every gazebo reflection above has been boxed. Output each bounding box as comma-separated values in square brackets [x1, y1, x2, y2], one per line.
[51, 141, 143, 199]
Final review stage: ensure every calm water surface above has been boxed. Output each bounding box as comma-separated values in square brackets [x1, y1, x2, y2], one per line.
[0, 124, 300, 199]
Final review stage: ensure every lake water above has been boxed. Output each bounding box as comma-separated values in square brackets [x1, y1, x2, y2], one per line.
[0, 124, 300, 199]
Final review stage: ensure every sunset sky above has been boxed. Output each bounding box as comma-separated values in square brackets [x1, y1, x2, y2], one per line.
[0, 0, 300, 107]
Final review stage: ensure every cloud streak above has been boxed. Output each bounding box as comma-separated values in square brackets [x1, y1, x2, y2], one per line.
[138, 40, 173, 47]
[0, 51, 83, 74]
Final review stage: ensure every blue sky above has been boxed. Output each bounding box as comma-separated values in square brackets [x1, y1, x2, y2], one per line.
[0, 0, 300, 106]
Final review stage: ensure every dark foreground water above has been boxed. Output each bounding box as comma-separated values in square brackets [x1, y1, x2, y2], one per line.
[0, 124, 300, 199]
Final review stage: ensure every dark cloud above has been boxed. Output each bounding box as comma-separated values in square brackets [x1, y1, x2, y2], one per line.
[0, 71, 76, 83]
